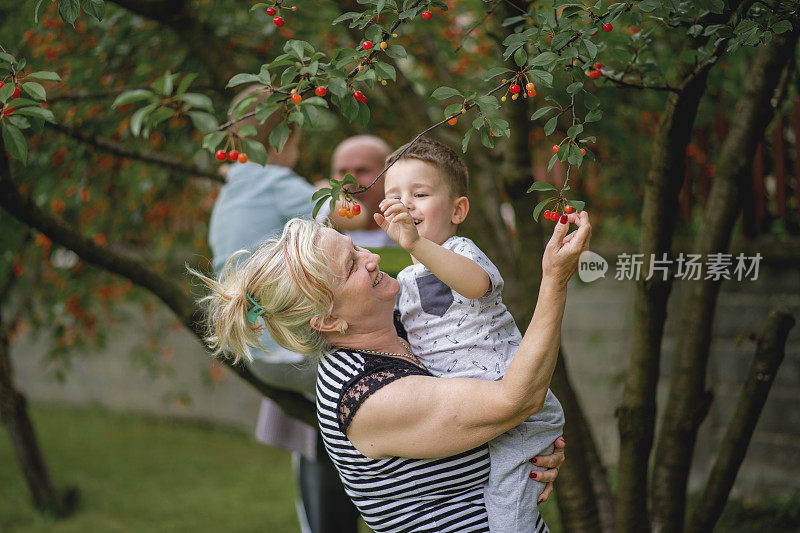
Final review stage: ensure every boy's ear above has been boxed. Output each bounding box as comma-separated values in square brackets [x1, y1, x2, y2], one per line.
[451, 196, 470, 225]
[309, 315, 348, 333]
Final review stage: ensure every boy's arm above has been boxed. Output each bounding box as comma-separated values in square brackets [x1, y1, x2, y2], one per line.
[409, 238, 490, 299]
[374, 199, 490, 299]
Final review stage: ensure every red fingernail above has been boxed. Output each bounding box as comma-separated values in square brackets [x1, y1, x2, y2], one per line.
[529, 458, 538, 464]
[560, 214, 568, 224]
[529, 471, 537, 479]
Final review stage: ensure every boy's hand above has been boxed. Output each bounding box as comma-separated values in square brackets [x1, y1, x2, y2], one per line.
[374, 199, 420, 250]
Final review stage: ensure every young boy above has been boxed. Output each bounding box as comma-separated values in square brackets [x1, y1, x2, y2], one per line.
[374, 138, 564, 533]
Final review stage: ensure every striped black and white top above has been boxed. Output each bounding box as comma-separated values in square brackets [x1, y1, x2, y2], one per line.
[317, 348, 492, 532]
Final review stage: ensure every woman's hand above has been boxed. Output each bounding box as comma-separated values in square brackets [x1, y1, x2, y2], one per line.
[541, 211, 592, 288]
[529, 436, 566, 504]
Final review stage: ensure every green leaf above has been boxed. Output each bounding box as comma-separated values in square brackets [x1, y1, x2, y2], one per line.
[556, 143, 569, 161]
[772, 20, 792, 34]
[585, 108, 602, 122]
[201, 131, 226, 152]
[355, 99, 370, 127]
[484, 67, 511, 81]
[226, 73, 261, 88]
[444, 102, 462, 118]
[566, 200, 585, 213]
[178, 93, 214, 112]
[312, 187, 330, 202]
[527, 181, 557, 193]
[431, 87, 461, 100]
[531, 106, 554, 121]
[112, 89, 154, 108]
[0, 83, 13, 103]
[530, 51, 557, 67]
[58, 0, 80, 25]
[551, 31, 573, 49]
[25, 71, 61, 82]
[385, 45, 407, 59]
[236, 124, 257, 138]
[544, 116, 558, 136]
[80, 0, 105, 20]
[475, 95, 499, 112]
[21, 82, 46, 101]
[480, 126, 495, 148]
[547, 153, 558, 172]
[567, 124, 583, 138]
[242, 138, 267, 166]
[147, 107, 174, 131]
[312, 195, 330, 219]
[13, 106, 55, 123]
[2, 123, 27, 164]
[187, 111, 218, 132]
[373, 62, 396, 82]
[513, 46, 528, 67]
[130, 103, 157, 137]
[269, 121, 291, 152]
[461, 128, 473, 153]
[582, 38, 597, 59]
[566, 82, 583, 95]
[528, 70, 553, 88]
[567, 144, 583, 166]
[533, 197, 553, 222]
[176, 73, 199, 96]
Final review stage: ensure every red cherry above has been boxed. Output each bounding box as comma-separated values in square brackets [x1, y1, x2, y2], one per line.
[238, 153, 248, 163]
[589, 69, 602, 79]
[594, 62, 602, 69]
[565, 205, 575, 213]
[360, 94, 367, 103]
[346, 210, 355, 219]
[590, 29, 598, 36]
[560, 214, 568, 224]
[266, 6, 276, 16]
[603, 23, 613, 32]
[215, 150, 227, 161]
[527, 89, 536, 97]
[228, 150, 239, 161]
[422, 11, 433, 20]
[580, 148, 586, 155]
[12, 86, 20, 99]
[352, 204, 361, 215]
[353, 90, 364, 101]
[315, 86, 326, 97]
[448, 116, 458, 126]
[273, 16, 284, 27]
[525, 82, 535, 92]
[543, 210, 551, 220]
[338, 207, 348, 217]
[552, 145, 559, 153]
[291, 93, 302, 104]
[509, 84, 521, 94]
[363, 40, 373, 50]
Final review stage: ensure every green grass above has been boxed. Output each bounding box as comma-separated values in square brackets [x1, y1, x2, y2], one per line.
[4, 403, 798, 533]
[1, 403, 302, 532]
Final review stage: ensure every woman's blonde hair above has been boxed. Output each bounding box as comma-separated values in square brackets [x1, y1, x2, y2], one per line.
[190, 218, 337, 363]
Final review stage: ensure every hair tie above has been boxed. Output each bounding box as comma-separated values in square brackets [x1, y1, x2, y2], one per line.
[246, 294, 266, 325]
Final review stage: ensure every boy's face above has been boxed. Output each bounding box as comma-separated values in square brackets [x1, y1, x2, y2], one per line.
[384, 159, 464, 246]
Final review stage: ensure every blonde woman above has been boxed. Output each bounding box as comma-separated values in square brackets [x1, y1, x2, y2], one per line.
[194, 211, 591, 532]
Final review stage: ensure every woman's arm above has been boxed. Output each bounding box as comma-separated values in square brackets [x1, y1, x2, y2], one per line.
[348, 212, 591, 459]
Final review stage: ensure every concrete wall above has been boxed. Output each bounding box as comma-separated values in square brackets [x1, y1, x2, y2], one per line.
[7, 244, 800, 498]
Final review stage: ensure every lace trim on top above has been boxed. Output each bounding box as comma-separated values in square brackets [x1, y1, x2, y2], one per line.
[337, 352, 430, 434]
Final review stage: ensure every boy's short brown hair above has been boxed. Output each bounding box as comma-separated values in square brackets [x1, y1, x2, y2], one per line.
[385, 138, 468, 197]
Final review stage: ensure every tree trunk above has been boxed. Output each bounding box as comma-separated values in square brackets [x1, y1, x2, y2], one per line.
[686, 309, 795, 533]
[650, 28, 799, 533]
[0, 310, 76, 516]
[615, 52, 714, 533]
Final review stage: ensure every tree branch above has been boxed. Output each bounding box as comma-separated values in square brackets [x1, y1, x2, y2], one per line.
[686, 309, 795, 533]
[604, 76, 678, 93]
[45, 121, 224, 183]
[0, 141, 315, 426]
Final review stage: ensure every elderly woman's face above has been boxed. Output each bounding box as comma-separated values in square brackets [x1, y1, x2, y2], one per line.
[319, 228, 399, 327]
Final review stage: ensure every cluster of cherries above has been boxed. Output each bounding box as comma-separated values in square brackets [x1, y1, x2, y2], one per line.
[587, 62, 603, 80]
[0, 81, 20, 116]
[501, 78, 536, 102]
[542, 204, 574, 222]
[337, 198, 361, 218]
[265, 3, 297, 27]
[215, 149, 248, 163]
